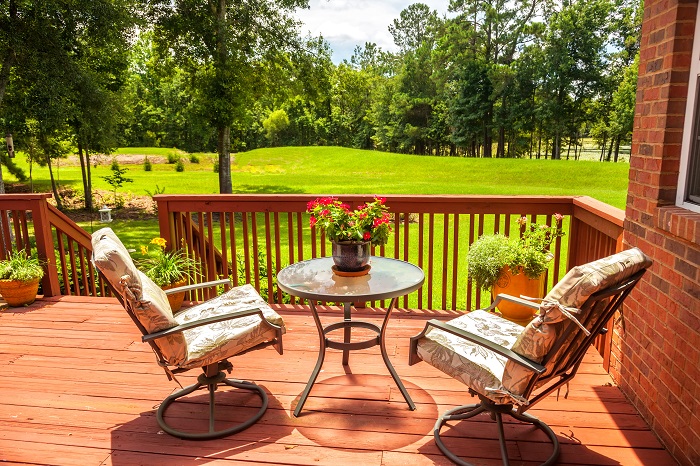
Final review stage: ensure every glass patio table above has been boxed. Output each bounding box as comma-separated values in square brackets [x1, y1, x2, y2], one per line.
[277, 256, 425, 417]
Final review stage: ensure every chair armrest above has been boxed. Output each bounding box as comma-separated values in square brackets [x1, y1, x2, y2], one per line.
[163, 278, 232, 295]
[483, 293, 540, 312]
[420, 319, 545, 374]
[142, 307, 278, 343]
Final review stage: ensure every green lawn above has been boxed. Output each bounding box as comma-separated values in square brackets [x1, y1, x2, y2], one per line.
[8, 146, 630, 207]
[8, 146, 629, 310]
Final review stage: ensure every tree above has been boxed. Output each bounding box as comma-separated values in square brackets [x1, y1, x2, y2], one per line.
[102, 160, 134, 207]
[0, 0, 137, 204]
[262, 109, 290, 146]
[539, 0, 612, 159]
[149, 0, 308, 194]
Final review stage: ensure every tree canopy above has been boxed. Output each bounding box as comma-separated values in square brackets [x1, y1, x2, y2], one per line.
[0, 0, 643, 201]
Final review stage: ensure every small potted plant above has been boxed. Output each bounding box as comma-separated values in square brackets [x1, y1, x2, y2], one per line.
[307, 196, 392, 274]
[0, 250, 44, 307]
[139, 237, 199, 311]
[467, 214, 565, 324]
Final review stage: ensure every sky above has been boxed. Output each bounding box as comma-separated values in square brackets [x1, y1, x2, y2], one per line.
[293, 0, 451, 64]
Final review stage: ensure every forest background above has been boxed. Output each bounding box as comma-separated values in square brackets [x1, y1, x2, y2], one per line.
[0, 0, 641, 206]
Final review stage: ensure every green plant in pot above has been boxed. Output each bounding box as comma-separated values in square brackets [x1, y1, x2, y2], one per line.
[0, 250, 44, 307]
[306, 196, 392, 274]
[138, 237, 199, 311]
[467, 214, 565, 325]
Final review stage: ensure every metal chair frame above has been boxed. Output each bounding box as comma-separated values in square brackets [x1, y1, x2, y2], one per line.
[409, 269, 647, 466]
[103, 275, 284, 440]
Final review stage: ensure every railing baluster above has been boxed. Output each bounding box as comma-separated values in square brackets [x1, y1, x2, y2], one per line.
[417, 213, 424, 309]
[442, 213, 449, 310]
[452, 214, 460, 310]
[265, 212, 273, 304]
[428, 213, 435, 310]
[229, 211, 238, 289]
[274, 212, 282, 303]
[251, 212, 260, 292]
[467, 214, 475, 311]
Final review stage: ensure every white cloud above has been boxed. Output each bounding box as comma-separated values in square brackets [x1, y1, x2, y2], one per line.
[294, 0, 451, 63]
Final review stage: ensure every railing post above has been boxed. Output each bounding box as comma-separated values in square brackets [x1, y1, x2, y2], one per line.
[30, 196, 62, 297]
[155, 196, 174, 250]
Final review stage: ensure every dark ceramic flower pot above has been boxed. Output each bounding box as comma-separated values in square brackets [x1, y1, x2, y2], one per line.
[331, 241, 371, 271]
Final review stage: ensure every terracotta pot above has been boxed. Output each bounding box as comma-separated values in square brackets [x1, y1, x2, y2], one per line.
[162, 279, 187, 312]
[491, 266, 546, 326]
[331, 240, 371, 272]
[0, 278, 41, 307]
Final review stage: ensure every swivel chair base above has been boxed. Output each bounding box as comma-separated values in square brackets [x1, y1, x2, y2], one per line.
[434, 395, 560, 466]
[156, 368, 268, 440]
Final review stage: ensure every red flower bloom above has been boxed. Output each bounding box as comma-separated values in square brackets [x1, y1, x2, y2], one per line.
[363, 231, 371, 241]
[309, 216, 317, 227]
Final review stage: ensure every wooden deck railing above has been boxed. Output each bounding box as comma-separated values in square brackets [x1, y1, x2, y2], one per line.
[0, 194, 110, 297]
[154, 194, 625, 312]
[0, 193, 623, 362]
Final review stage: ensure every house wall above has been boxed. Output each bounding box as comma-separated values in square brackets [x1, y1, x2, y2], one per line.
[617, 0, 700, 465]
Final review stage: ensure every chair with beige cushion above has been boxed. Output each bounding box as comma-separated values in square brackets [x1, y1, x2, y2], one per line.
[91, 227, 284, 440]
[409, 248, 652, 465]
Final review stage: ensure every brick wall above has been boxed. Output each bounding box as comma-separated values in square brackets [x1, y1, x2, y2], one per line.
[617, 0, 700, 465]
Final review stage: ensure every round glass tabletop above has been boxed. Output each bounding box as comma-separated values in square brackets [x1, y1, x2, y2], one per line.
[277, 256, 425, 302]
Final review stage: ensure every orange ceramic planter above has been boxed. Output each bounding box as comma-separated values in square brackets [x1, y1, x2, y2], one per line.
[0, 278, 40, 307]
[162, 279, 187, 312]
[491, 266, 546, 326]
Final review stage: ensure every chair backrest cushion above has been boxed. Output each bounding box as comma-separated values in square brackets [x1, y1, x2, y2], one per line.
[501, 248, 651, 396]
[91, 227, 187, 365]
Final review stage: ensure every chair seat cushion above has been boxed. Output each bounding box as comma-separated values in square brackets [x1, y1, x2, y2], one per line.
[175, 284, 285, 369]
[416, 310, 526, 405]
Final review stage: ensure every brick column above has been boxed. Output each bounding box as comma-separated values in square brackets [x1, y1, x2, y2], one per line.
[620, 1, 700, 465]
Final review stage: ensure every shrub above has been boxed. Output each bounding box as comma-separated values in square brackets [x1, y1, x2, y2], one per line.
[167, 153, 179, 164]
[175, 159, 185, 172]
[143, 156, 152, 171]
[0, 250, 43, 282]
[189, 154, 200, 163]
[213, 160, 219, 173]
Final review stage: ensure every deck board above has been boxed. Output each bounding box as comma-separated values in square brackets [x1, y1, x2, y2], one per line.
[0, 296, 675, 465]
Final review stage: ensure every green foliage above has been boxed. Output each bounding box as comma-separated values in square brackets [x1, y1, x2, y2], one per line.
[235, 248, 289, 304]
[175, 159, 185, 172]
[213, 160, 219, 173]
[143, 156, 152, 171]
[262, 109, 290, 146]
[101, 161, 133, 207]
[166, 153, 179, 164]
[307, 196, 392, 246]
[189, 154, 200, 163]
[145, 184, 166, 199]
[0, 250, 44, 282]
[138, 237, 199, 287]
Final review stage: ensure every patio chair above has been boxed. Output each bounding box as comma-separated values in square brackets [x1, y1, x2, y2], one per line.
[409, 248, 651, 465]
[91, 227, 284, 440]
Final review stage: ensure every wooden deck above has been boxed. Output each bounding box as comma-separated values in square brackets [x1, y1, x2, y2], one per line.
[0, 296, 675, 466]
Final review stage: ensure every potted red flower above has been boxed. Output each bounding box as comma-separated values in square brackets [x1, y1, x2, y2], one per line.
[307, 196, 392, 272]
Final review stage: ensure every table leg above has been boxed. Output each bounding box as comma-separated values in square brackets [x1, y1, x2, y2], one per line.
[380, 297, 416, 410]
[342, 302, 352, 366]
[293, 300, 327, 417]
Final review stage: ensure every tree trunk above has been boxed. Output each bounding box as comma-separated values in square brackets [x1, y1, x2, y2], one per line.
[86, 149, 93, 210]
[613, 135, 621, 162]
[497, 126, 505, 158]
[78, 142, 93, 210]
[46, 153, 63, 210]
[218, 126, 232, 194]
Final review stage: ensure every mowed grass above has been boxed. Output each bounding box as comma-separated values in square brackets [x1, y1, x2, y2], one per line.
[8, 146, 630, 207]
[8, 146, 629, 310]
